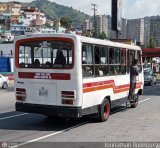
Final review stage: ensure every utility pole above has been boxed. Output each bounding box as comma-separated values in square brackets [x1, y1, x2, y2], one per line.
[91, 3, 97, 38]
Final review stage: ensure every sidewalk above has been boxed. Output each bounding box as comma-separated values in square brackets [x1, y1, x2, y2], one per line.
[9, 79, 14, 87]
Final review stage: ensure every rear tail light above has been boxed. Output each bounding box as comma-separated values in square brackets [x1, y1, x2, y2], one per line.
[61, 91, 74, 98]
[62, 99, 74, 105]
[61, 91, 75, 105]
[16, 88, 26, 101]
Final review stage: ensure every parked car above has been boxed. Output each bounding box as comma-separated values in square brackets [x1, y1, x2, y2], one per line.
[143, 63, 151, 70]
[0, 74, 9, 89]
[144, 69, 157, 86]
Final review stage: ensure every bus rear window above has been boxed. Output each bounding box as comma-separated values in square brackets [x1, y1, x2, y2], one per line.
[17, 40, 73, 69]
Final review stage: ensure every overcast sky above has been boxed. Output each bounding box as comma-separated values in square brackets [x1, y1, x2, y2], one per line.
[1, 0, 160, 19]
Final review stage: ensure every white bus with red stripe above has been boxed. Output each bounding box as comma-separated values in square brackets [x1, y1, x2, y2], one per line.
[14, 33, 144, 122]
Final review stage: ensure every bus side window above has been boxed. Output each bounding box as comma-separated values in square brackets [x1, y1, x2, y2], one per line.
[82, 44, 93, 78]
[127, 49, 130, 73]
[82, 44, 93, 64]
[94, 46, 100, 64]
[109, 48, 114, 64]
[94, 46, 109, 77]
[115, 48, 121, 75]
[115, 48, 120, 64]
[108, 48, 122, 75]
[82, 66, 93, 77]
[127, 50, 135, 73]
[129, 50, 135, 65]
[114, 65, 120, 75]
[109, 48, 115, 75]
[121, 49, 127, 74]
[136, 51, 142, 73]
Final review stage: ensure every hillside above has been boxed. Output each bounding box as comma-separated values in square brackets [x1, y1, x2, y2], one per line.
[22, 0, 90, 28]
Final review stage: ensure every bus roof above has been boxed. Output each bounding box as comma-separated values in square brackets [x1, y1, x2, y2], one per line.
[15, 33, 141, 51]
[79, 35, 141, 50]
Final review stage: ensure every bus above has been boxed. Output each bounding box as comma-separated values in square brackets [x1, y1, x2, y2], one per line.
[14, 33, 144, 122]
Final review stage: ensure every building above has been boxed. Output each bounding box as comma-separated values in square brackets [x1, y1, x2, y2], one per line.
[0, 1, 21, 34]
[0, 2, 48, 37]
[0, 3, 7, 12]
[81, 19, 92, 32]
[101, 15, 109, 37]
[9, 2, 21, 15]
[22, 7, 46, 27]
[149, 16, 160, 47]
[127, 18, 144, 45]
[82, 15, 109, 37]
[118, 18, 127, 39]
[10, 23, 25, 35]
[144, 17, 150, 46]
[110, 17, 127, 40]
[0, 14, 6, 33]
[0, 3, 10, 33]
[8, 2, 21, 24]
[91, 15, 109, 36]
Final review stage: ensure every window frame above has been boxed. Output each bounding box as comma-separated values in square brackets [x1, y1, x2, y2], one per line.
[82, 43, 133, 77]
[15, 37, 74, 69]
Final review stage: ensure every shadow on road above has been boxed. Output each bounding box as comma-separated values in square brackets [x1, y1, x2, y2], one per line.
[0, 105, 131, 132]
[0, 111, 89, 132]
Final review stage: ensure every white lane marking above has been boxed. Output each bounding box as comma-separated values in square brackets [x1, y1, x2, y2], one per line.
[0, 113, 28, 121]
[139, 98, 151, 103]
[12, 122, 88, 148]
[10, 98, 153, 148]
[111, 98, 152, 114]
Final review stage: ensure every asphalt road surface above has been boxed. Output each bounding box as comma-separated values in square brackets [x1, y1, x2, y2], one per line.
[0, 82, 160, 148]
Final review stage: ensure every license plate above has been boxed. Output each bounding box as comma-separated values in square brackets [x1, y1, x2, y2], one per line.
[39, 89, 48, 97]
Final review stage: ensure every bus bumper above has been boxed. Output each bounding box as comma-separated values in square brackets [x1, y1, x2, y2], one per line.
[16, 102, 82, 118]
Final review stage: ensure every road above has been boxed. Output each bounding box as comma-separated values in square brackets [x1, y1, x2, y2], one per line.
[0, 82, 160, 148]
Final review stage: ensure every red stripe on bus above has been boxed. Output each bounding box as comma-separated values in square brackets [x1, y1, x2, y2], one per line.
[18, 72, 71, 80]
[83, 80, 142, 93]
[51, 73, 71, 80]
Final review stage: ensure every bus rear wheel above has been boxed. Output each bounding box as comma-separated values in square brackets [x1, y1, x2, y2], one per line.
[98, 99, 110, 122]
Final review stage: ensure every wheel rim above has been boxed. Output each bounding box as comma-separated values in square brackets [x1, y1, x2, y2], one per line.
[103, 102, 110, 119]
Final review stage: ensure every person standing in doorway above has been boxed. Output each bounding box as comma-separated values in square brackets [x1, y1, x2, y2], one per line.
[128, 59, 139, 100]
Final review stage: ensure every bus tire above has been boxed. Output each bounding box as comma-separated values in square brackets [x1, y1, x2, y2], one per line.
[98, 99, 110, 122]
[130, 94, 139, 108]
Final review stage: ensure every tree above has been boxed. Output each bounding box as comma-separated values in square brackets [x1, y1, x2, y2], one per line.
[45, 21, 51, 28]
[147, 38, 156, 48]
[60, 16, 72, 29]
[97, 32, 108, 40]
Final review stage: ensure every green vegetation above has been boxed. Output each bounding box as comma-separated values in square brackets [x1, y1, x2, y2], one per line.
[60, 16, 72, 29]
[45, 21, 51, 28]
[22, 0, 89, 28]
[147, 38, 156, 48]
[97, 32, 108, 40]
